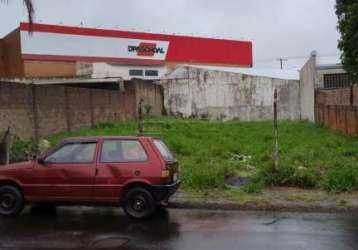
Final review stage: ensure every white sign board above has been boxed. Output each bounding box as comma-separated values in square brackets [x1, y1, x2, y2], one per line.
[20, 31, 170, 63]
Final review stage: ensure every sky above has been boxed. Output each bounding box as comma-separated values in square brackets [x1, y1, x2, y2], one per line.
[0, 0, 341, 69]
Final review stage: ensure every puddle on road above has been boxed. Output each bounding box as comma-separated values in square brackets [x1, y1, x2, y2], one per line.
[89, 236, 130, 249]
[224, 176, 253, 187]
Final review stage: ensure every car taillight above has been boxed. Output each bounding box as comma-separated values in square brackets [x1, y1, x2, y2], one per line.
[161, 170, 170, 178]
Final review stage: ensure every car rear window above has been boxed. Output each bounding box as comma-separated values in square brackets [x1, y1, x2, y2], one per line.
[101, 140, 148, 163]
[154, 139, 175, 162]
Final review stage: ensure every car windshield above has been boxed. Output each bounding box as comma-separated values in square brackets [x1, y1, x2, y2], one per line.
[153, 139, 175, 162]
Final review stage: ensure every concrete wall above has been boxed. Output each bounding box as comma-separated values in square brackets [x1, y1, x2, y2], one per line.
[160, 66, 300, 121]
[135, 80, 164, 115]
[299, 52, 316, 121]
[0, 80, 163, 139]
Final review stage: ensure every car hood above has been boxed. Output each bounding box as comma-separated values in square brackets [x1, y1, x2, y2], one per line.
[0, 161, 35, 172]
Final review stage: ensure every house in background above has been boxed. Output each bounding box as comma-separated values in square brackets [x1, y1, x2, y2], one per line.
[316, 64, 354, 89]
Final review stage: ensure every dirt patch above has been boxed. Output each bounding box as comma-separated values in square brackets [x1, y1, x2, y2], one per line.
[170, 188, 358, 213]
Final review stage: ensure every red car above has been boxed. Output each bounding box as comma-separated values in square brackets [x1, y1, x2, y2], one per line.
[0, 136, 180, 219]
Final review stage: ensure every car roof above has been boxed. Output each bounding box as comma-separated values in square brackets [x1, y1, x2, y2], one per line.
[61, 136, 153, 143]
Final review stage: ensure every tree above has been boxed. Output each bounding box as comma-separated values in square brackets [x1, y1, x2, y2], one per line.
[336, 0, 358, 81]
[23, 0, 34, 25]
[1, 0, 34, 25]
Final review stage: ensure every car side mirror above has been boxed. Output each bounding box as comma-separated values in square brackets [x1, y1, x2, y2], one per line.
[37, 157, 47, 165]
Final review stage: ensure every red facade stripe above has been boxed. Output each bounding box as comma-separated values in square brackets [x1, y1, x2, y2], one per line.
[20, 23, 253, 66]
[22, 54, 165, 66]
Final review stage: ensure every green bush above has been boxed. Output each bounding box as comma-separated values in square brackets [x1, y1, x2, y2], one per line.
[10, 138, 37, 163]
[321, 164, 358, 192]
[258, 161, 320, 188]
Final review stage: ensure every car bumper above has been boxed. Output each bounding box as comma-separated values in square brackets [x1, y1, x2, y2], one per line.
[151, 180, 181, 203]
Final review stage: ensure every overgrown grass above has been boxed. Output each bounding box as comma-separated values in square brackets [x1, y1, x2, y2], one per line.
[43, 117, 358, 192]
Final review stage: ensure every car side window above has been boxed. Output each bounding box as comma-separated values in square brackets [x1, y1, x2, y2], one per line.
[45, 142, 96, 164]
[101, 140, 148, 163]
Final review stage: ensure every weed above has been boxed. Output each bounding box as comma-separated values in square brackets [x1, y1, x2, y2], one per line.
[11, 117, 357, 192]
[242, 182, 264, 194]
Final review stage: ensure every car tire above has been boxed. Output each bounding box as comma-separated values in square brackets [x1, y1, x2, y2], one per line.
[0, 185, 24, 217]
[123, 187, 156, 220]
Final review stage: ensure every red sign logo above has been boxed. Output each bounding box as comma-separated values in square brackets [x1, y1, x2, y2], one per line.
[138, 43, 157, 56]
[128, 43, 165, 57]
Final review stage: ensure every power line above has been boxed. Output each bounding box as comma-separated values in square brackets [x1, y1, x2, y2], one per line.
[256, 53, 341, 63]
[277, 58, 288, 70]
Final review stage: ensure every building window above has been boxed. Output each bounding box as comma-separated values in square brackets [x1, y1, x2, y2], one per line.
[323, 73, 352, 89]
[145, 70, 159, 77]
[129, 69, 143, 76]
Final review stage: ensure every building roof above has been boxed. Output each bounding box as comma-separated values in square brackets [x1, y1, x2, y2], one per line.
[316, 64, 343, 70]
[172, 64, 300, 80]
[0, 77, 123, 85]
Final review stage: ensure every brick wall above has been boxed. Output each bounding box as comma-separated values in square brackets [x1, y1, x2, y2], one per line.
[315, 87, 353, 106]
[315, 86, 358, 136]
[0, 83, 34, 138]
[0, 80, 163, 139]
[353, 85, 358, 106]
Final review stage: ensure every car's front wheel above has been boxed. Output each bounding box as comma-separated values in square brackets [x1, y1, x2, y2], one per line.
[0, 185, 24, 217]
[123, 187, 156, 220]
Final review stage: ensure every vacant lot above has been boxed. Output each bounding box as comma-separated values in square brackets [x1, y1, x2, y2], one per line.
[38, 117, 358, 193]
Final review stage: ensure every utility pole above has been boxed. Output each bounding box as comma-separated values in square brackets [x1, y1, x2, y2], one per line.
[277, 58, 288, 70]
[138, 98, 144, 136]
[273, 89, 279, 173]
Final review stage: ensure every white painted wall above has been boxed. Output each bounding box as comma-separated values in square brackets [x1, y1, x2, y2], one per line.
[76, 62, 169, 80]
[160, 66, 301, 121]
[299, 53, 316, 121]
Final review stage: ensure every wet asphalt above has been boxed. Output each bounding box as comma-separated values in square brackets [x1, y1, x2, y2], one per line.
[0, 206, 357, 250]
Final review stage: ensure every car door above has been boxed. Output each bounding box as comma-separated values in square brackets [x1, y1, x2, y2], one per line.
[94, 139, 154, 203]
[30, 140, 98, 202]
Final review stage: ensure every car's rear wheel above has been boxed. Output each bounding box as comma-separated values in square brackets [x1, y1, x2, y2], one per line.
[123, 187, 156, 220]
[0, 185, 24, 217]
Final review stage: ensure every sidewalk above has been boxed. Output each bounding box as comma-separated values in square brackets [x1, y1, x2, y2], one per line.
[169, 188, 358, 213]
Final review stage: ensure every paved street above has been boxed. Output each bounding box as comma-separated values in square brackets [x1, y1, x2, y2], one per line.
[0, 206, 357, 250]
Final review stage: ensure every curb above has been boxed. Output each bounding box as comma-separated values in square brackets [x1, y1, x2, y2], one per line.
[168, 201, 358, 214]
